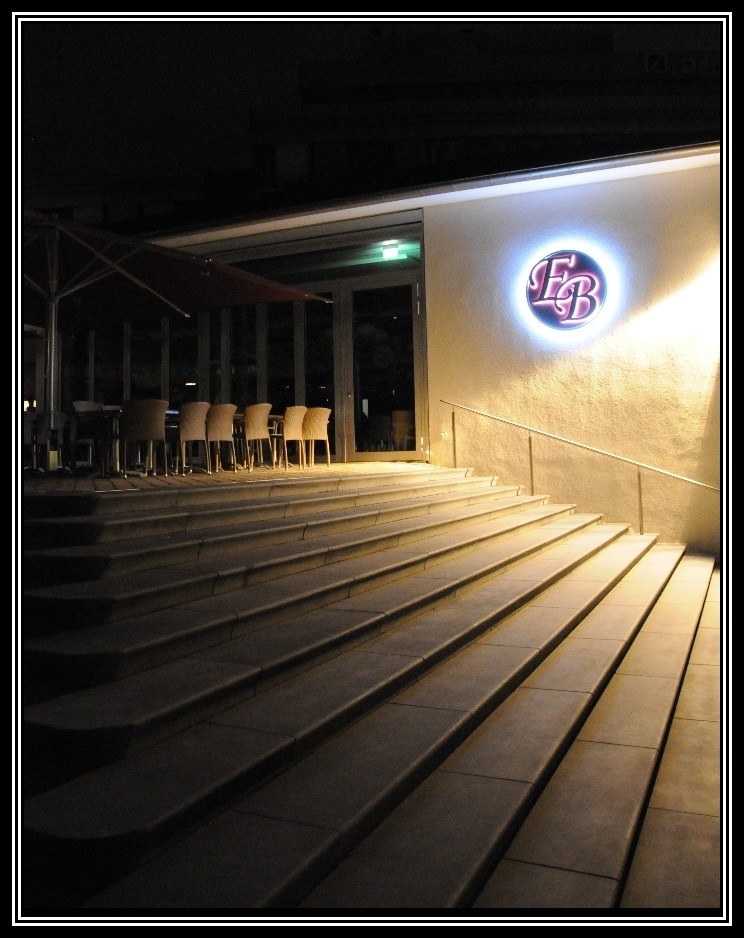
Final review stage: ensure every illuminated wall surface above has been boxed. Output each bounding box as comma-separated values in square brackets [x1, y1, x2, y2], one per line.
[425, 157, 721, 553]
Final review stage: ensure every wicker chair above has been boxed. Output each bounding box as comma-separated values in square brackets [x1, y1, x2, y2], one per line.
[176, 401, 211, 475]
[240, 403, 274, 470]
[279, 405, 307, 470]
[120, 399, 170, 478]
[302, 407, 332, 468]
[206, 403, 238, 473]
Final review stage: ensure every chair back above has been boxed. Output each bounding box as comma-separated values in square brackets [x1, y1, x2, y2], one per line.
[279, 405, 308, 470]
[302, 407, 331, 441]
[206, 403, 237, 443]
[303, 406, 332, 468]
[243, 403, 273, 441]
[176, 401, 211, 474]
[120, 399, 169, 443]
[206, 403, 238, 473]
[179, 401, 211, 443]
[119, 399, 169, 477]
[240, 403, 274, 470]
[282, 405, 307, 442]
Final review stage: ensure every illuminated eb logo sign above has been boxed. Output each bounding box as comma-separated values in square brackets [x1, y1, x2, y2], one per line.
[527, 251, 606, 329]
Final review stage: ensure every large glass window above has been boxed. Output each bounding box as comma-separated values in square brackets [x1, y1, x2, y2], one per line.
[231, 306, 258, 408]
[267, 302, 295, 413]
[131, 323, 162, 399]
[208, 312, 222, 402]
[62, 329, 90, 403]
[94, 330, 124, 406]
[170, 315, 200, 407]
[49, 224, 426, 463]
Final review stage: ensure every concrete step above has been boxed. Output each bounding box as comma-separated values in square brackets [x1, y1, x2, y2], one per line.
[23, 499, 576, 635]
[23, 473, 505, 551]
[24, 513, 617, 788]
[23, 505, 592, 703]
[75, 550, 713, 913]
[22, 466, 480, 520]
[23, 483, 524, 585]
[300, 552, 714, 910]
[23, 525, 650, 909]
[618, 566, 721, 910]
[21, 468, 721, 915]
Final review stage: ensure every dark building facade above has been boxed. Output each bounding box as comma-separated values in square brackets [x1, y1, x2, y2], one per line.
[20, 18, 723, 234]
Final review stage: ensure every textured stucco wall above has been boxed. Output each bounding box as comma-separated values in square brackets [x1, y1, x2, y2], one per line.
[424, 162, 721, 555]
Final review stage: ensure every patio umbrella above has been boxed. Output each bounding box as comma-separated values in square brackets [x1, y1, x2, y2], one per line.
[22, 210, 330, 420]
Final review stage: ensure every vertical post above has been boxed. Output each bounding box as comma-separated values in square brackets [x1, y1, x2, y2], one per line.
[220, 308, 231, 404]
[637, 468, 644, 534]
[44, 227, 59, 422]
[161, 318, 170, 403]
[87, 330, 95, 401]
[198, 311, 210, 402]
[123, 322, 132, 401]
[528, 432, 534, 496]
[34, 334, 45, 411]
[44, 226, 60, 470]
[451, 410, 457, 468]
[256, 304, 268, 402]
[294, 300, 305, 405]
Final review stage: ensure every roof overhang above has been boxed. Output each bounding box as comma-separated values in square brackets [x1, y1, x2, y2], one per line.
[152, 143, 721, 256]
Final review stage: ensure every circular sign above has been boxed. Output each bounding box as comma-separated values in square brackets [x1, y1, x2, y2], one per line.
[526, 250, 606, 329]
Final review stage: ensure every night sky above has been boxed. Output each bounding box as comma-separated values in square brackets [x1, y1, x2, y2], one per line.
[17, 15, 728, 230]
[20, 19, 323, 181]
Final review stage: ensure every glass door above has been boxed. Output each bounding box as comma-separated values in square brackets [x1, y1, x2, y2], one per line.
[317, 273, 425, 462]
[351, 284, 417, 457]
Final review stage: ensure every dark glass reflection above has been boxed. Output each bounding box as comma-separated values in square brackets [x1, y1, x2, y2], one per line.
[231, 306, 258, 408]
[170, 315, 200, 407]
[267, 302, 295, 413]
[352, 285, 415, 452]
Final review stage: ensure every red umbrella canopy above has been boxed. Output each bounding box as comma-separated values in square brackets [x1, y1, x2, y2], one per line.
[22, 210, 330, 330]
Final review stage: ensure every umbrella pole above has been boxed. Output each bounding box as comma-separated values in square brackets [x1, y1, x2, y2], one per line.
[44, 226, 62, 471]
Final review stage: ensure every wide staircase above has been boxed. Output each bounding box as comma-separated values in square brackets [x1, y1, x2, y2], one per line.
[20, 464, 722, 915]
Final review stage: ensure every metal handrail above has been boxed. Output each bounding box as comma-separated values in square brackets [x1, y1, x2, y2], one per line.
[441, 399, 719, 535]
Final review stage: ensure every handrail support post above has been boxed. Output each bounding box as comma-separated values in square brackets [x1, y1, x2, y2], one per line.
[528, 432, 534, 496]
[638, 468, 644, 534]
